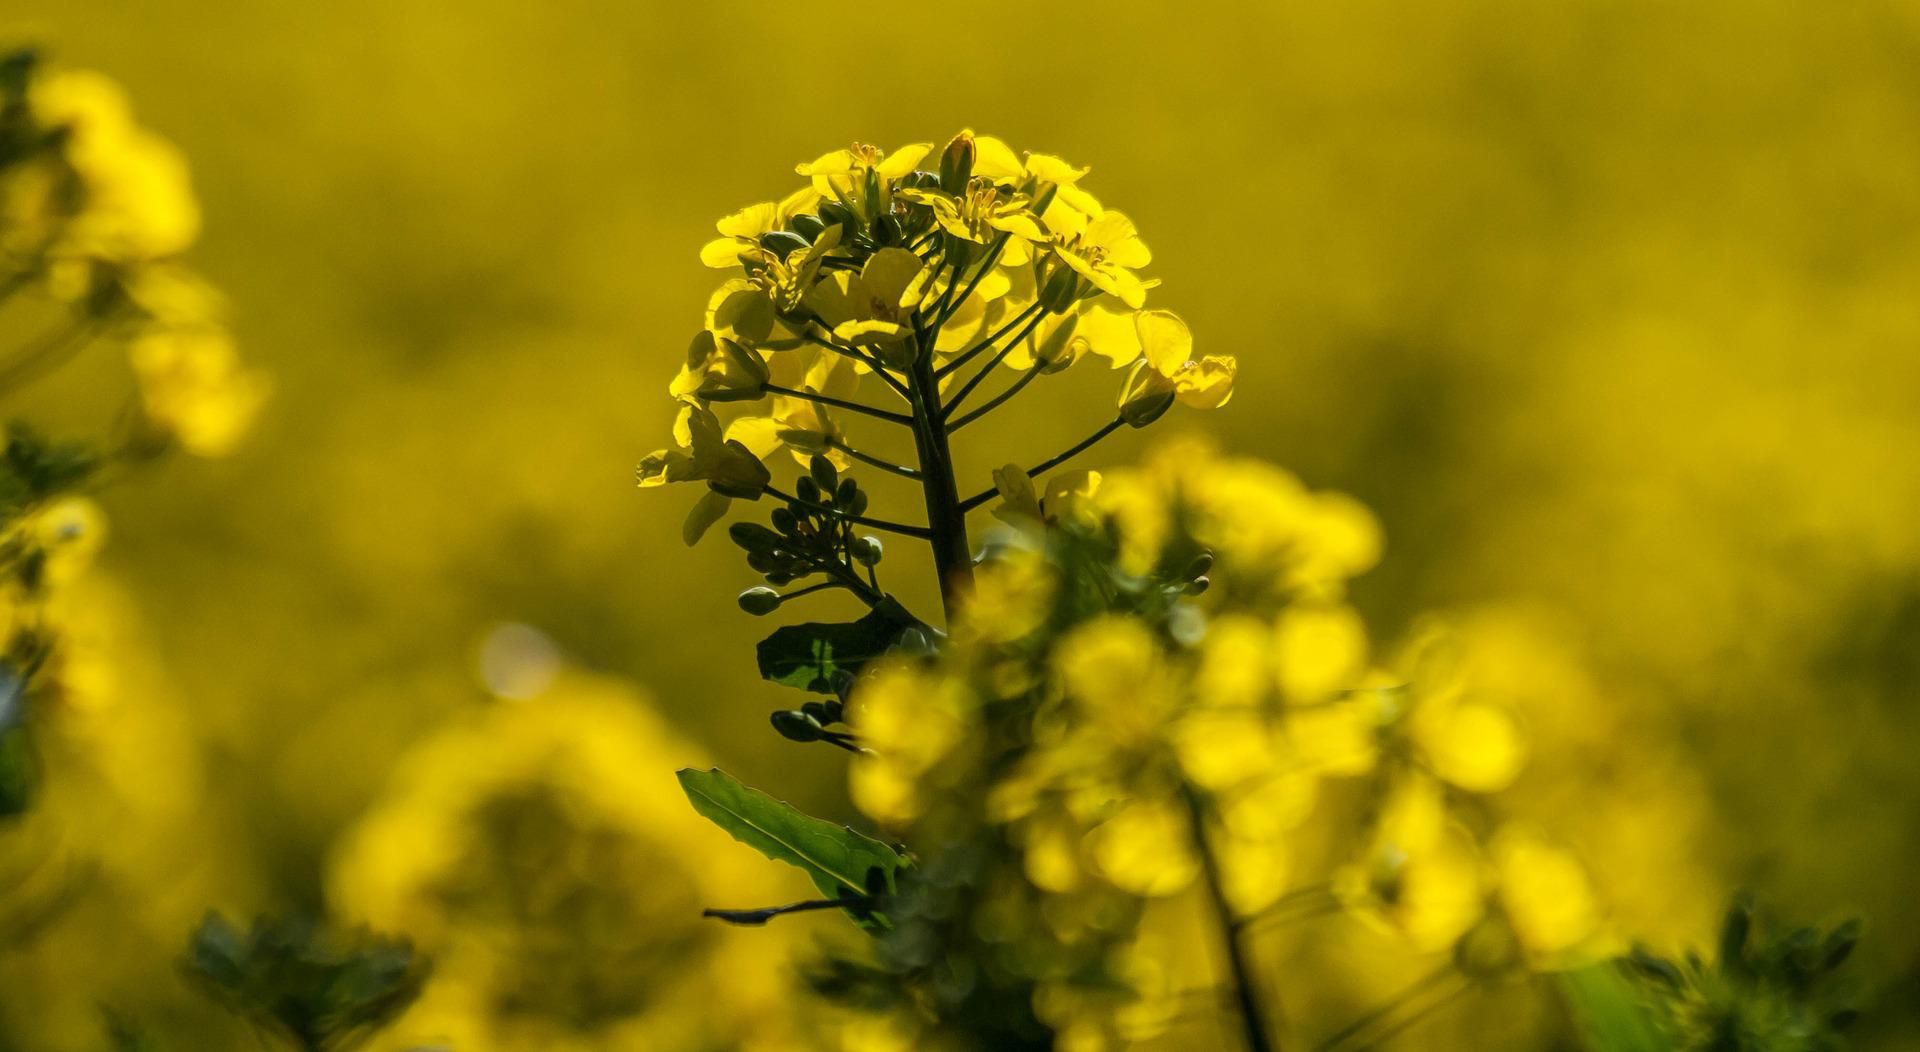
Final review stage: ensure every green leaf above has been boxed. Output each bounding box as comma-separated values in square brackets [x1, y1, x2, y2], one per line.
[677, 767, 905, 900]
[755, 607, 907, 694]
[1560, 963, 1668, 1052]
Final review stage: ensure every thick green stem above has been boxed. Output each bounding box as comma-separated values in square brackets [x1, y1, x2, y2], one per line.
[906, 337, 973, 621]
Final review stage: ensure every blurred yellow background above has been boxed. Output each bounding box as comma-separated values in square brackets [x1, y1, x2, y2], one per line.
[3, 1, 1917, 1048]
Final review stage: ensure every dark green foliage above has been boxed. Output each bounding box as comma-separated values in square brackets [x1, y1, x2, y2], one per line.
[184, 913, 427, 1052]
[1577, 897, 1865, 1052]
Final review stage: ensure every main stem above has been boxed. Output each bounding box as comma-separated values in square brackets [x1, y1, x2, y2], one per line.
[907, 335, 972, 621]
[1186, 787, 1279, 1052]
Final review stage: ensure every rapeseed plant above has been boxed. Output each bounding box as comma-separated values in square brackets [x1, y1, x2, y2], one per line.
[644, 134, 1866, 1051]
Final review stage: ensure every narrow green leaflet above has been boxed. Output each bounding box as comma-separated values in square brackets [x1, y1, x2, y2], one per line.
[677, 767, 905, 899]
[1559, 964, 1667, 1052]
[755, 607, 907, 694]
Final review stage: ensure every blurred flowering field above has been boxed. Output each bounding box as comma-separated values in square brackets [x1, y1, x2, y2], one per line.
[1, 2, 1917, 1049]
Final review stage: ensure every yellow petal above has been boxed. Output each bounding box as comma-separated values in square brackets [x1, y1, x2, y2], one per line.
[1135, 310, 1194, 377]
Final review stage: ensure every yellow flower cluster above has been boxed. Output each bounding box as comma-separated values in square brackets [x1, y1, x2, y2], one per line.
[329, 666, 822, 1052]
[841, 439, 1609, 1046]
[1, 52, 264, 457]
[640, 133, 1236, 543]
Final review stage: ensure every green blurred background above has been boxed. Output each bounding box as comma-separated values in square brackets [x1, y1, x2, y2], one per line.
[4, 1, 1918, 1048]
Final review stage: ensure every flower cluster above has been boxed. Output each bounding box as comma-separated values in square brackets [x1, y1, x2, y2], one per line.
[827, 439, 1608, 1048]
[1, 49, 264, 456]
[640, 132, 1234, 550]
[1, 52, 263, 823]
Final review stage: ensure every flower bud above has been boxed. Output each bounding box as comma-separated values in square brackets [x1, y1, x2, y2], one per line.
[834, 477, 858, 508]
[737, 587, 783, 616]
[789, 214, 826, 242]
[795, 476, 820, 505]
[809, 454, 839, 496]
[940, 132, 976, 192]
[1118, 360, 1176, 428]
[759, 230, 810, 261]
[770, 708, 826, 742]
[1038, 263, 1081, 315]
[728, 522, 779, 552]
[853, 536, 883, 566]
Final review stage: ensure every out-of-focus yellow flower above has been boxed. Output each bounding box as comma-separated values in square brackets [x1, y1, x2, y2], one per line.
[848, 662, 974, 825]
[1088, 797, 1198, 897]
[127, 324, 269, 457]
[957, 545, 1057, 645]
[330, 669, 811, 1052]
[1491, 825, 1603, 966]
[29, 69, 200, 266]
[1272, 602, 1369, 703]
[1334, 818, 1485, 954]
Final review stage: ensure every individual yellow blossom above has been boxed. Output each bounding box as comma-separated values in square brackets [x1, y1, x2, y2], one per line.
[1272, 601, 1370, 702]
[722, 350, 856, 469]
[802, 246, 923, 363]
[668, 328, 768, 403]
[635, 400, 769, 499]
[848, 662, 974, 825]
[127, 324, 269, 457]
[1088, 798, 1198, 897]
[957, 545, 1058, 645]
[30, 69, 201, 266]
[699, 185, 821, 268]
[1491, 825, 1603, 965]
[1049, 205, 1154, 309]
[897, 179, 1049, 246]
[796, 141, 931, 221]
[1334, 818, 1485, 954]
[330, 670, 812, 1052]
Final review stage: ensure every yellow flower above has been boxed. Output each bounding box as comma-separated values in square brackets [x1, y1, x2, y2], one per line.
[635, 401, 770, 543]
[1334, 817, 1485, 954]
[897, 180, 1048, 246]
[796, 141, 931, 222]
[667, 329, 768, 403]
[127, 324, 268, 457]
[723, 350, 856, 469]
[848, 663, 974, 824]
[635, 401, 769, 498]
[698, 185, 821, 268]
[959, 545, 1058, 645]
[1049, 205, 1154, 309]
[1491, 826, 1603, 966]
[1087, 798, 1198, 897]
[31, 69, 200, 266]
[1272, 602, 1370, 703]
[801, 246, 923, 364]
[329, 670, 810, 1051]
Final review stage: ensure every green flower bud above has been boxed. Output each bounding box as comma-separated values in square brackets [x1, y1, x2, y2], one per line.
[795, 476, 820, 505]
[853, 535, 883, 566]
[789, 214, 826, 241]
[1118, 361, 1176, 428]
[1036, 263, 1079, 316]
[759, 231, 811, 260]
[770, 709, 826, 742]
[845, 488, 870, 517]
[737, 587, 783, 615]
[809, 455, 838, 496]
[771, 506, 799, 536]
[728, 522, 780, 552]
[834, 477, 858, 507]
[940, 132, 976, 192]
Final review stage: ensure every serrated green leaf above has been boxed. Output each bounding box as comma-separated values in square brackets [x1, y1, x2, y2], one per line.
[677, 767, 904, 899]
[755, 608, 906, 694]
